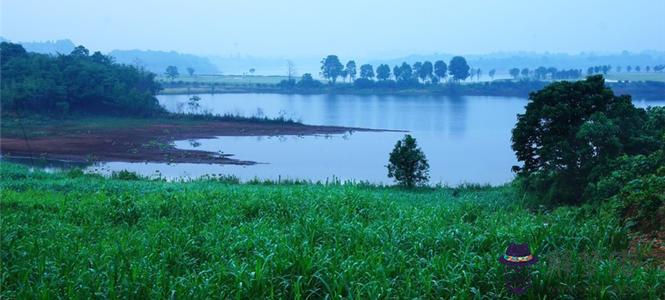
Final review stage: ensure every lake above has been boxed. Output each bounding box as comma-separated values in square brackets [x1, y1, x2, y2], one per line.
[89, 94, 665, 185]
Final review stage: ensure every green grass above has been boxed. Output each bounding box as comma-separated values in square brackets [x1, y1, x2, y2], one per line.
[1, 162, 662, 299]
[605, 72, 665, 82]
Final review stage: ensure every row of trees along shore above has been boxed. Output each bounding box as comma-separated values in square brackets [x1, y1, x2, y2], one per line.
[310, 55, 665, 87]
[318, 55, 474, 84]
[507, 64, 665, 81]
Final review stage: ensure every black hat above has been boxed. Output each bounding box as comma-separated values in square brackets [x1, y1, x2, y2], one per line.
[499, 243, 538, 266]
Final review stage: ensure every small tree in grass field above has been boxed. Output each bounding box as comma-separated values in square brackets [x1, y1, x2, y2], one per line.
[387, 134, 430, 188]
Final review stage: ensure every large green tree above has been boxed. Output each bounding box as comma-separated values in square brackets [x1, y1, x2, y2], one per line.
[392, 65, 402, 80]
[345, 60, 357, 81]
[511, 75, 650, 204]
[448, 56, 470, 81]
[397, 62, 413, 81]
[419, 61, 433, 83]
[360, 64, 375, 80]
[434, 60, 447, 81]
[320, 55, 344, 84]
[387, 134, 430, 188]
[376, 64, 391, 81]
[412, 62, 423, 81]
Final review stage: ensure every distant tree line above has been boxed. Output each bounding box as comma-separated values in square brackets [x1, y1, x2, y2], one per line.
[1, 42, 164, 116]
[620, 65, 665, 72]
[583, 64, 665, 74]
[317, 55, 473, 88]
[586, 65, 612, 75]
[509, 67, 583, 80]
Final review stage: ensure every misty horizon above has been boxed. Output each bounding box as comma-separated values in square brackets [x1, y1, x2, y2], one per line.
[2, 0, 664, 59]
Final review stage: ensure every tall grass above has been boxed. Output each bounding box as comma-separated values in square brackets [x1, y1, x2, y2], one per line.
[0, 162, 662, 299]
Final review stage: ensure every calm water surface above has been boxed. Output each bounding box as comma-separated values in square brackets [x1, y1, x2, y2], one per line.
[90, 94, 665, 185]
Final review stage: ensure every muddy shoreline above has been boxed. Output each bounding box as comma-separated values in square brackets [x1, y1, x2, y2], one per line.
[1, 119, 397, 165]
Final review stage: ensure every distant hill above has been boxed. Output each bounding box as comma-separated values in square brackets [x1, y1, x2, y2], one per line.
[0, 38, 76, 55]
[108, 49, 219, 75]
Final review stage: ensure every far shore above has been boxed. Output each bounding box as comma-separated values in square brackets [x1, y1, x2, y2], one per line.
[0, 116, 401, 165]
[158, 81, 665, 100]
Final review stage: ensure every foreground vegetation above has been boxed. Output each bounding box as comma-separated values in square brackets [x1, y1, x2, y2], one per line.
[1, 163, 663, 299]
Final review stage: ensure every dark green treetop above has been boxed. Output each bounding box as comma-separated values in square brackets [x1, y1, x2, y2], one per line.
[511, 75, 651, 204]
[387, 134, 430, 188]
[448, 56, 470, 81]
[320, 55, 344, 84]
[360, 64, 375, 79]
[376, 64, 391, 81]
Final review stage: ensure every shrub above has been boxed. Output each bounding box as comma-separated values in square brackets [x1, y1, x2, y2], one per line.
[297, 73, 322, 88]
[111, 170, 142, 180]
[386, 134, 429, 188]
[616, 174, 664, 232]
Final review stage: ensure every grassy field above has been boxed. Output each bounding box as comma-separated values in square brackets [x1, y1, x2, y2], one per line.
[1, 163, 662, 299]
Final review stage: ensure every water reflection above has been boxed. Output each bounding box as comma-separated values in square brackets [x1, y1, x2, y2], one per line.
[86, 94, 665, 184]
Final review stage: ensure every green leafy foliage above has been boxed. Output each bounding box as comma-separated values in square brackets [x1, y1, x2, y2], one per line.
[320, 55, 344, 83]
[165, 65, 179, 80]
[387, 134, 430, 188]
[111, 170, 143, 181]
[616, 173, 664, 232]
[297, 73, 322, 88]
[512, 76, 664, 234]
[511, 75, 656, 204]
[359, 64, 375, 79]
[449, 56, 470, 81]
[376, 64, 391, 81]
[0, 42, 164, 116]
[1, 162, 662, 298]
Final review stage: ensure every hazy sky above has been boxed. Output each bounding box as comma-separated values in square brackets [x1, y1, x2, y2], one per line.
[2, 0, 664, 58]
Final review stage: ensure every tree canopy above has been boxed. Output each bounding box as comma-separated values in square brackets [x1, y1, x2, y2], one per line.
[511, 75, 658, 204]
[360, 64, 375, 79]
[434, 60, 447, 80]
[320, 55, 344, 84]
[345, 60, 357, 80]
[1, 42, 163, 116]
[165, 66, 179, 80]
[376, 64, 391, 81]
[419, 61, 433, 83]
[448, 56, 470, 81]
[387, 134, 430, 188]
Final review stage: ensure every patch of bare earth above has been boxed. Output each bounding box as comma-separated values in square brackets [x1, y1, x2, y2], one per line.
[1, 120, 390, 164]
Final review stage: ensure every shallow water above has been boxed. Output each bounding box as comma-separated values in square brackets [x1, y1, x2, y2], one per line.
[81, 94, 664, 185]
